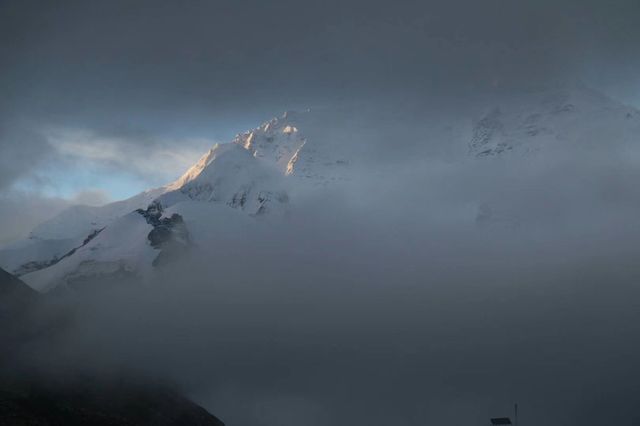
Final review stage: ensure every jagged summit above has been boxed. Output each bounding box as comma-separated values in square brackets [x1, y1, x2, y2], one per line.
[159, 142, 288, 216]
[170, 108, 351, 196]
[233, 111, 307, 174]
[232, 109, 352, 182]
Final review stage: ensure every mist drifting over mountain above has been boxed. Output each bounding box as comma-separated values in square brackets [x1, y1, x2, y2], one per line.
[2, 1, 640, 425]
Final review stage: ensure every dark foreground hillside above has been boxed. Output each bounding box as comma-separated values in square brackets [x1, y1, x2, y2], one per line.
[0, 380, 224, 426]
[0, 268, 224, 426]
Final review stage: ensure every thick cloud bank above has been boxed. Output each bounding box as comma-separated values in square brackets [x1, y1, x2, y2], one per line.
[7, 146, 640, 426]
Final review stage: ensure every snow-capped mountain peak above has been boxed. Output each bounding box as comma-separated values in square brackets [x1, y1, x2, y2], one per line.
[5, 87, 638, 292]
[0, 109, 349, 289]
[233, 111, 308, 175]
[469, 83, 640, 158]
[158, 142, 288, 216]
[233, 109, 351, 182]
[0, 107, 353, 277]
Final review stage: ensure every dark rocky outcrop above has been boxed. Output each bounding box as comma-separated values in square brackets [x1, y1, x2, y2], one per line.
[136, 202, 190, 267]
[13, 259, 59, 278]
[135, 201, 164, 227]
[147, 214, 187, 248]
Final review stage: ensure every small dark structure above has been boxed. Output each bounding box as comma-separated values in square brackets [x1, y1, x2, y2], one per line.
[491, 403, 518, 426]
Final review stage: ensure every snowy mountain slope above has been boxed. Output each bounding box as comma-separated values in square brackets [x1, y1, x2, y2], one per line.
[23, 212, 158, 292]
[0, 132, 288, 277]
[159, 143, 289, 216]
[29, 188, 165, 241]
[0, 238, 78, 277]
[20, 200, 255, 292]
[12, 86, 640, 291]
[469, 83, 640, 228]
[0, 188, 166, 276]
[17, 109, 347, 291]
[19, 141, 293, 291]
[468, 83, 640, 158]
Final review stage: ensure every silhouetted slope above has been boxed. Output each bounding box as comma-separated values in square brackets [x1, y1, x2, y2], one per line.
[0, 268, 225, 426]
[0, 267, 37, 308]
[0, 380, 224, 426]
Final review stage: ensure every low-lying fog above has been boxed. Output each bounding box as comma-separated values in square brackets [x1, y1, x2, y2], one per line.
[7, 150, 640, 426]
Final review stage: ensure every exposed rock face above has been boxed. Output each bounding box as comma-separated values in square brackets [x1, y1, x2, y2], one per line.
[13, 259, 59, 278]
[469, 108, 512, 157]
[136, 202, 190, 267]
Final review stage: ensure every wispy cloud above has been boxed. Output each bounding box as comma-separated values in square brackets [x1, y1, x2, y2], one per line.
[45, 127, 213, 185]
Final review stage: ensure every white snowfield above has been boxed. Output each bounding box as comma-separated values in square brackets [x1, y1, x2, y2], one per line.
[23, 212, 158, 293]
[2, 85, 640, 291]
[29, 188, 166, 241]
